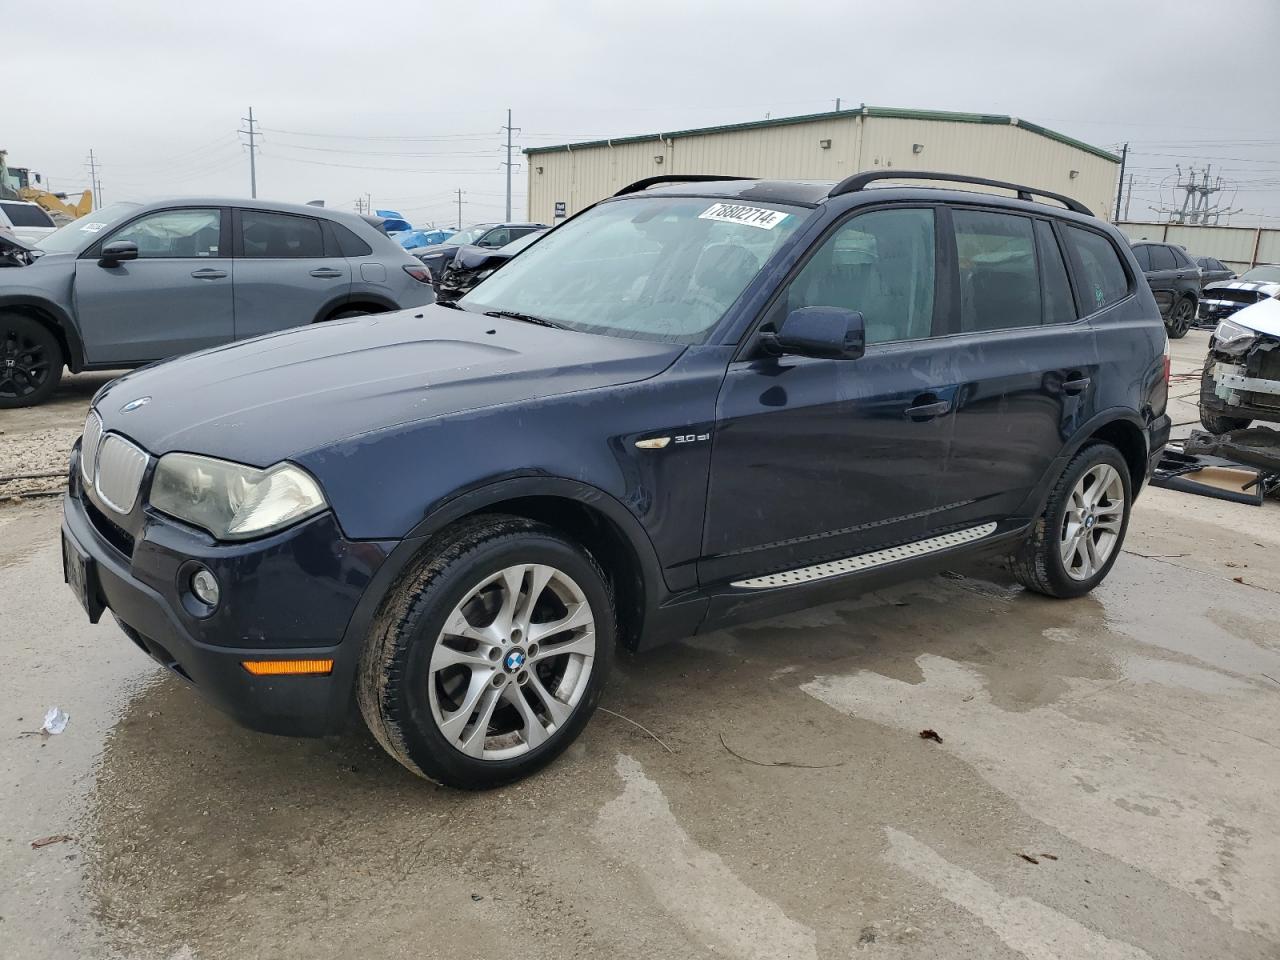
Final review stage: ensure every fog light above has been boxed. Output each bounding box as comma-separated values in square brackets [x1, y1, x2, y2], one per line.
[191, 568, 220, 606]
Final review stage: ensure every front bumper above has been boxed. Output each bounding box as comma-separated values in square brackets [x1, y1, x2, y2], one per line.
[62, 456, 394, 737]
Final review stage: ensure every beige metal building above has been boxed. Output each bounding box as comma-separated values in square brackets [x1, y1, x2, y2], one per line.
[525, 106, 1120, 224]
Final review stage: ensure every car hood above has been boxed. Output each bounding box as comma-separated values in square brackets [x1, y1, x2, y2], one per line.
[1223, 295, 1280, 337]
[414, 242, 459, 257]
[92, 306, 684, 466]
[1205, 278, 1280, 295]
[451, 244, 506, 271]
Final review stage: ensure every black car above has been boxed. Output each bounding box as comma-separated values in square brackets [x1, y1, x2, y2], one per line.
[1193, 255, 1234, 286]
[436, 229, 547, 301]
[62, 171, 1170, 789]
[1130, 241, 1201, 338]
[412, 222, 547, 288]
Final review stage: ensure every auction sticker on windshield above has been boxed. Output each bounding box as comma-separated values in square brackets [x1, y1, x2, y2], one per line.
[698, 202, 789, 230]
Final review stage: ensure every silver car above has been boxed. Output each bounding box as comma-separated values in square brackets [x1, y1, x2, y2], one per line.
[0, 198, 434, 407]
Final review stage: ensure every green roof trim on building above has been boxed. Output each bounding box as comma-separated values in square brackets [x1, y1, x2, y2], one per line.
[523, 105, 1120, 164]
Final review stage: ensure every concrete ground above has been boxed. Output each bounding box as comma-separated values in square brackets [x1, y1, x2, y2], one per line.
[2, 337, 1279, 960]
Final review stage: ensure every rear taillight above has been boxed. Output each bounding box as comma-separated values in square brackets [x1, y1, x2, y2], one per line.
[403, 264, 432, 284]
[1162, 339, 1171, 384]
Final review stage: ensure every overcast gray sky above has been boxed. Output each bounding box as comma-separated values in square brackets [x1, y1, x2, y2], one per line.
[7, 0, 1279, 227]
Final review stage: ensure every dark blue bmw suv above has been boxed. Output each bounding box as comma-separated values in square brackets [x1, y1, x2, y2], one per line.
[62, 172, 1171, 788]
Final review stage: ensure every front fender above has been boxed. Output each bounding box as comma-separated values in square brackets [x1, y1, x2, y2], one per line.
[0, 292, 85, 369]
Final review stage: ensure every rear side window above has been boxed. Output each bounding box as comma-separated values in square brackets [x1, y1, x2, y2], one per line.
[240, 210, 324, 258]
[1063, 227, 1130, 312]
[786, 207, 936, 345]
[1132, 245, 1152, 271]
[1170, 247, 1194, 268]
[1149, 244, 1176, 270]
[953, 210, 1040, 332]
[1035, 221, 1077, 325]
[0, 202, 54, 227]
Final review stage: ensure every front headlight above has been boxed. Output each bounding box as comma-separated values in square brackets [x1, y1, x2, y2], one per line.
[1213, 319, 1255, 346]
[150, 453, 327, 541]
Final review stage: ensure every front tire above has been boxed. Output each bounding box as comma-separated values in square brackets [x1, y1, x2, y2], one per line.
[0, 314, 63, 408]
[1010, 443, 1132, 598]
[358, 515, 615, 789]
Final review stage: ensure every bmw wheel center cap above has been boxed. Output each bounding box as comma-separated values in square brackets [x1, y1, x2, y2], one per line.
[505, 650, 527, 671]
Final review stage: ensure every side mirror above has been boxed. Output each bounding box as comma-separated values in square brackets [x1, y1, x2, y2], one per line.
[762, 306, 865, 360]
[98, 240, 138, 266]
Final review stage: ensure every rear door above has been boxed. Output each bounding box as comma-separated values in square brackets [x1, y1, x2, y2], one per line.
[1143, 243, 1179, 318]
[231, 208, 351, 339]
[933, 209, 1099, 530]
[701, 205, 958, 586]
[72, 206, 234, 364]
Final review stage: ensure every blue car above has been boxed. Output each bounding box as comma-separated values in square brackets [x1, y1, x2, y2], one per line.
[396, 228, 455, 251]
[62, 172, 1170, 788]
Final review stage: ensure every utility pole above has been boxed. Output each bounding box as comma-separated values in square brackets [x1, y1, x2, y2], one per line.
[86, 149, 100, 209]
[500, 109, 519, 221]
[240, 106, 259, 198]
[1113, 142, 1128, 222]
[835, 97, 841, 111]
[456, 189, 464, 229]
[1124, 173, 1133, 220]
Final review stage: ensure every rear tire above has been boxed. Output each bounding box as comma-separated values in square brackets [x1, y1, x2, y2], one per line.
[1009, 442, 1132, 599]
[0, 314, 63, 409]
[1198, 354, 1251, 434]
[1166, 297, 1194, 339]
[358, 515, 615, 789]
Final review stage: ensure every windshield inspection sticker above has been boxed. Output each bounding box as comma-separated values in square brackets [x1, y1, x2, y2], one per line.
[698, 202, 788, 230]
[79, 222, 107, 233]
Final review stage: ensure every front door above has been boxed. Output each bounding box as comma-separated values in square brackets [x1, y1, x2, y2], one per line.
[73, 207, 233, 365]
[700, 206, 956, 586]
[232, 208, 351, 339]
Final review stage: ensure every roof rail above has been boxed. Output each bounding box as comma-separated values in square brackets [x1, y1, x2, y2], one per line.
[827, 170, 1093, 216]
[613, 174, 753, 197]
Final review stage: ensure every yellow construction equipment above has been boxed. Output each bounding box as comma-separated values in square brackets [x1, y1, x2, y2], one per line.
[18, 187, 93, 221]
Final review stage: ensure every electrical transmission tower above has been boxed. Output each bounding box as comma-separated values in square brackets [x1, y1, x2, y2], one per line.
[1149, 165, 1242, 225]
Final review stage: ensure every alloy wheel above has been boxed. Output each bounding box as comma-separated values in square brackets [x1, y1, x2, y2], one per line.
[1170, 299, 1193, 337]
[1059, 463, 1125, 581]
[0, 327, 51, 400]
[427, 563, 596, 760]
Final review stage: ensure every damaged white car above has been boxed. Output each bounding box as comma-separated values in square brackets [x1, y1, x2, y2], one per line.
[1199, 293, 1280, 433]
[1198, 264, 1280, 326]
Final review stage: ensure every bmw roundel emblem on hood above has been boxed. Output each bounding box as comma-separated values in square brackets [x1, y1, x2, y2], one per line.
[120, 396, 152, 413]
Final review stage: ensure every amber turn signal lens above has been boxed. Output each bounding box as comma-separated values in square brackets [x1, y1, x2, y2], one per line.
[241, 659, 334, 676]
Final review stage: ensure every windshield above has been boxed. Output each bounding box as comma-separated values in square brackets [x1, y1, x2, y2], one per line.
[1241, 265, 1280, 283]
[444, 225, 493, 247]
[459, 196, 807, 343]
[35, 202, 138, 253]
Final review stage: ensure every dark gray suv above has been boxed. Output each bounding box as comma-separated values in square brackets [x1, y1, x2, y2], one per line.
[0, 198, 434, 407]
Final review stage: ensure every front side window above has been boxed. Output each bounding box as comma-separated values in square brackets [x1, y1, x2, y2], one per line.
[106, 208, 222, 258]
[783, 207, 935, 345]
[477, 227, 511, 248]
[1063, 226, 1130, 312]
[953, 210, 1039, 332]
[460, 196, 806, 344]
[1132, 245, 1152, 271]
[240, 211, 323, 258]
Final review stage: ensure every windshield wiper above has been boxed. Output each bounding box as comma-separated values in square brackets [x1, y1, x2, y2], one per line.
[483, 309, 566, 330]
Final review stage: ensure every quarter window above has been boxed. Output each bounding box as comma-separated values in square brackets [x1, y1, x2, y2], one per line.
[1063, 226, 1130, 312]
[106, 208, 222, 258]
[240, 210, 324, 258]
[1035, 220, 1077, 325]
[785, 208, 936, 345]
[953, 210, 1040, 332]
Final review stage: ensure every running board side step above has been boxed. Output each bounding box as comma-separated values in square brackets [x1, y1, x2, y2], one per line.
[730, 523, 998, 590]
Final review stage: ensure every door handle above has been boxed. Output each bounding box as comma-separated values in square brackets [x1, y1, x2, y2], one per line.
[309, 268, 343, 279]
[1062, 375, 1091, 394]
[190, 268, 227, 280]
[904, 397, 951, 420]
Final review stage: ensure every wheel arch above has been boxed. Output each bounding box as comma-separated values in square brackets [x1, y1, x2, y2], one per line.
[312, 293, 398, 324]
[341, 477, 669, 654]
[1021, 409, 1151, 521]
[0, 295, 84, 371]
